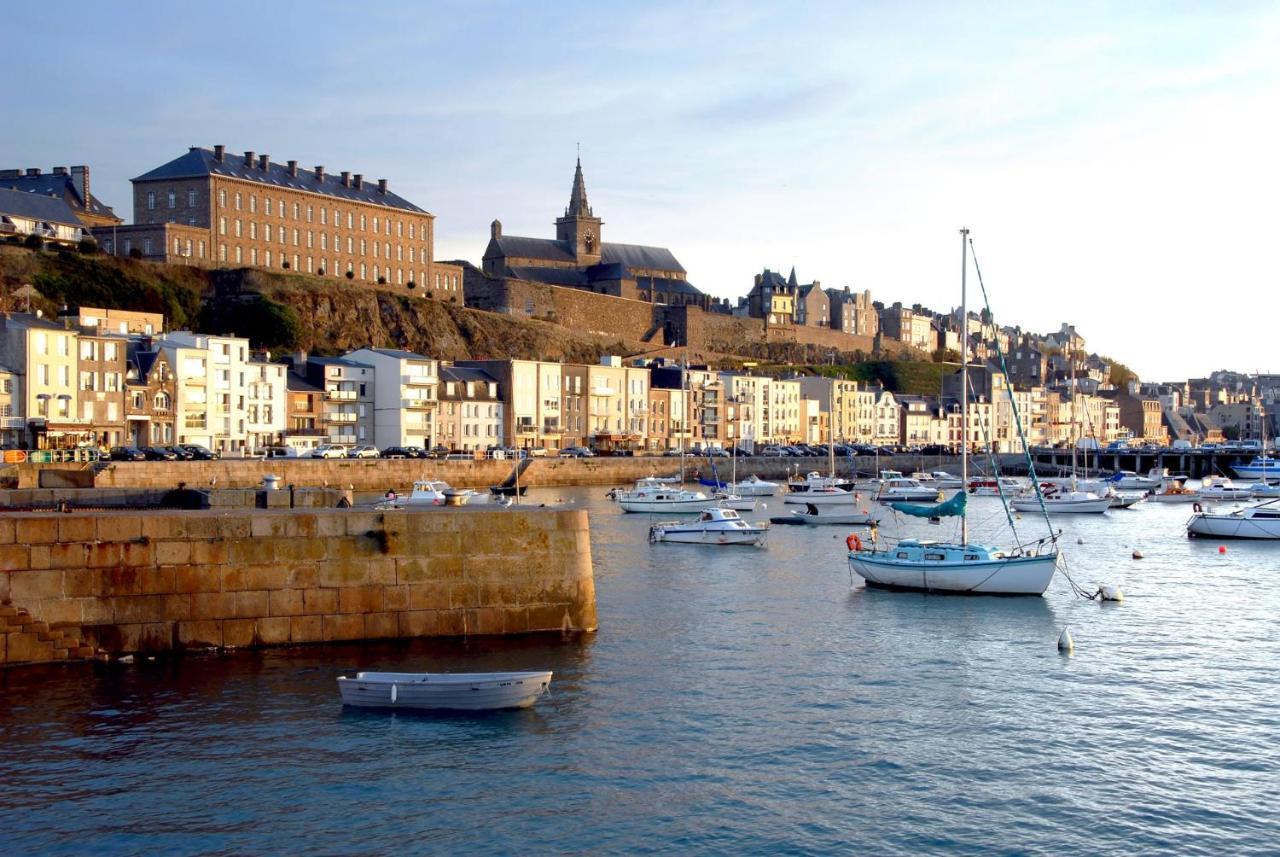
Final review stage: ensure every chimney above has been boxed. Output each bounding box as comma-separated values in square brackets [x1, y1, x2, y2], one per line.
[377, 178, 387, 194]
[287, 160, 298, 177]
[340, 171, 350, 187]
[243, 152, 255, 170]
[258, 154, 270, 171]
[214, 144, 225, 162]
[314, 166, 325, 182]
[25, 168, 41, 176]
[0, 169, 19, 179]
[52, 166, 68, 175]
[491, 219, 502, 239]
[353, 174, 363, 189]
[70, 166, 90, 207]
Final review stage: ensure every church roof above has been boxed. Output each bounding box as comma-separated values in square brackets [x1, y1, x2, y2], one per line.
[565, 158, 592, 217]
[489, 235, 576, 263]
[636, 276, 705, 298]
[134, 147, 426, 213]
[601, 242, 685, 274]
[491, 235, 686, 275]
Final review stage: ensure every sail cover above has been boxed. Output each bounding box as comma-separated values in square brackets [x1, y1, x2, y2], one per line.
[890, 490, 967, 519]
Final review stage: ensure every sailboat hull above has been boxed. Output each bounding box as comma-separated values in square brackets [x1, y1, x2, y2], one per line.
[849, 551, 1058, 595]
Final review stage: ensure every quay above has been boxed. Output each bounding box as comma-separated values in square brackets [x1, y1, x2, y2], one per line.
[1028, 448, 1260, 480]
[0, 506, 596, 666]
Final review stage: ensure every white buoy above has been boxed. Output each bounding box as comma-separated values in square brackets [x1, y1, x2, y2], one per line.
[1057, 628, 1074, 653]
[390, 684, 398, 704]
[1099, 585, 1124, 602]
[1131, 550, 1143, 560]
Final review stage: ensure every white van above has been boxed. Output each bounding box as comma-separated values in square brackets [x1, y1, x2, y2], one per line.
[1170, 439, 1193, 450]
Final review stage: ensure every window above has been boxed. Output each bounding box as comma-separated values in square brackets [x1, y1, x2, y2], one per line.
[219, 244, 227, 262]
[219, 189, 226, 207]
[234, 219, 242, 237]
[235, 192, 242, 210]
[265, 198, 272, 216]
[264, 224, 272, 242]
[306, 205, 313, 223]
[360, 214, 366, 230]
[346, 212, 353, 228]
[320, 208, 326, 225]
[384, 241, 390, 259]
[292, 228, 299, 246]
[409, 223, 415, 239]
[293, 254, 299, 270]
[143, 237, 152, 256]
[249, 222, 257, 240]
[147, 191, 156, 210]
[80, 340, 94, 360]
[235, 246, 242, 263]
[251, 248, 258, 265]
[360, 239, 366, 256]
[373, 217, 379, 233]
[187, 189, 197, 208]
[307, 231, 314, 249]
[307, 257, 313, 273]
[347, 236, 353, 253]
[103, 239, 113, 254]
[397, 245, 403, 261]
[360, 262, 366, 279]
[292, 202, 300, 219]
[105, 342, 117, 361]
[373, 242, 379, 259]
[320, 233, 327, 250]
[250, 195, 257, 213]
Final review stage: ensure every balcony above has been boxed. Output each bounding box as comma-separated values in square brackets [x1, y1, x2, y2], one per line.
[402, 398, 435, 410]
[0, 417, 25, 429]
[331, 433, 357, 445]
[590, 385, 616, 397]
[402, 373, 437, 387]
[327, 412, 358, 423]
[326, 388, 357, 401]
[516, 423, 538, 435]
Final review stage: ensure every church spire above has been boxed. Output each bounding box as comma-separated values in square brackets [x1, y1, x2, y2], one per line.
[566, 157, 592, 217]
[787, 266, 798, 288]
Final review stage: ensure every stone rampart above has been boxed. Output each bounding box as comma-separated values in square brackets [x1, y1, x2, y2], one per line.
[0, 506, 596, 665]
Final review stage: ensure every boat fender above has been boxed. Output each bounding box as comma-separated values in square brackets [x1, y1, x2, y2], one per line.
[1131, 550, 1143, 560]
[1057, 628, 1074, 654]
[1098, 585, 1124, 602]
[391, 684, 398, 704]
[1192, 502, 1203, 513]
[846, 533, 862, 552]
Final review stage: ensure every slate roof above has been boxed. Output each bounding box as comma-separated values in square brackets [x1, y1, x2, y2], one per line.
[359, 347, 433, 362]
[286, 373, 323, 393]
[0, 171, 118, 221]
[636, 276, 706, 298]
[488, 235, 686, 275]
[599, 241, 685, 274]
[488, 235, 576, 264]
[309, 356, 374, 369]
[133, 148, 426, 213]
[440, 366, 497, 384]
[0, 187, 84, 226]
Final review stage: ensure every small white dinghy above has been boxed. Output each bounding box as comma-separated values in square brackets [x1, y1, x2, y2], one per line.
[338, 670, 553, 711]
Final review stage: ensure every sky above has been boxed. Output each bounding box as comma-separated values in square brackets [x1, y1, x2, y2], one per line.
[4, 1, 1277, 381]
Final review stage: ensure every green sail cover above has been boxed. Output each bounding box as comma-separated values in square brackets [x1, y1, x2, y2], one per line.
[890, 490, 967, 519]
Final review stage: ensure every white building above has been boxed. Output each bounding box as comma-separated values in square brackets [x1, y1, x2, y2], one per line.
[344, 348, 439, 449]
[244, 359, 288, 450]
[159, 331, 256, 453]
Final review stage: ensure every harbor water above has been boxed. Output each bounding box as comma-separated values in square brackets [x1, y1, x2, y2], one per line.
[1, 487, 1277, 854]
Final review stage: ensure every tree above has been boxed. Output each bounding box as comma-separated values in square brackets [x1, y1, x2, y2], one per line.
[1106, 357, 1138, 389]
[128, 247, 143, 259]
[23, 233, 43, 250]
[377, 276, 387, 285]
[345, 270, 354, 280]
[77, 238, 98, 254]
[406, 280, 416, 289]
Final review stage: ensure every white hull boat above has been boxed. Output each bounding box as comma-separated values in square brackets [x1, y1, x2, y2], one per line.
[617, 488, 718, 514]
[337, 670, 553, 711]
[376, 480, 472, 509]
[1187, 499, 1280, 540]
[967, 477, 1023, 496]
[876, 478, 944, 503]
[714, 492, 758, 511]
[1109, 490, 1147, 509]
[785, 502, 880, 526]
[727, 474, 778, 497]
[784, 486, 861, 505]
[849, 539, 1058, 595]
[1149, 487, 1202, 503]
[1109, 471, 1162, 491]
[649, 507, 768, 546]
[1233, 457, 1280, 480]
[1199, 478, 1253, 501]
[1011, 490, 1111, 514]
[787, 472, 854, 493]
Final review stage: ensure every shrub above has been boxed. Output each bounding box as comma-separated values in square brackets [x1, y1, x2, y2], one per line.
[128, 247, 143, 259]
[345, 270, 354, 280]
[317, 266, 326, 276]
[406, 281, 416, 289]
[377, 276, 387, 285]
[77, 238, 98, 254]
[23, 233, 43, 250]
[282, 260, 291, 270]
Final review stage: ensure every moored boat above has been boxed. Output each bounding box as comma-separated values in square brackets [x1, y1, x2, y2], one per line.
[1187, 498, 1280, 540]
[780, 501, 881, 526]
[376, 480, 472, 509]
[615, 483, 718, 514]
[337, 670, 553, 710]
[1199, 477, 1253, 501]
[876, 477, 944, 502]
[648, 507, 769, 546]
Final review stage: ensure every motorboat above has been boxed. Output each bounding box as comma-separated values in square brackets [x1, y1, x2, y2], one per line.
[1010, 483, 1111, 514]
[1199, 477, 1253, 501]
[1233, 456, 1280, 481]
[1246, 481, 1280, 498]
[787, 471, 854, 493]
[337, 670, 553, 710]
[1108, 490, 1147, 509]
[1187, 498, 1280, 540]
[850, 537, 1059, 595]
[847, 230, 1059, 597]
[778, 501, 880, 526]
[713, 492, 758, 512]
[615, 483, 718, 514]
[1149, 483, 1202, 503]
[648, 507, 768, 546]
[876, 478, 944, 503]
[783, 485, 861, 505]
[922, 471, 964, 490]
[376, 480, 472, 509]
[726, 474, 778, 497]
[967, 477, 1023, 496]
[489, 484, 528, 497]
[1107, 470, 1162, 491]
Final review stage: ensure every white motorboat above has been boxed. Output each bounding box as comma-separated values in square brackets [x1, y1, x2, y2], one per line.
[1247, 481, 1280, 498]
[783, 485, 860, 505]
[1108, 490, 1147, 509]
[337, 670, 553, 710]
[648, 507, 768, 546]
[928, 471, 965, 490]
[1107, 470, 1162, 491]
[848, 229, 1059, 597]
[782, 501, 880, 526]
[1010, 484, 1111, 514]
[727, 474, 778, 497]
[966, 477, 1023, 496]
[615, 483, 717, 514]
[376, 480, 472, 509]
[1187, 498, 1280, 540]
[1233, 456, 1280, 481]
[787, 470, 854, 493]
[713, 492, 758, 512]
[876, 478, 944, 503]
[1199, 477, 1253, 501]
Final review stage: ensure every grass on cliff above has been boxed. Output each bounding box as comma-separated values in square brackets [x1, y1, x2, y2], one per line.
[769, 360, 957, 396]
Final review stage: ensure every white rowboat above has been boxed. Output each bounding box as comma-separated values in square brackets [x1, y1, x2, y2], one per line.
[337, 670, 553, 710]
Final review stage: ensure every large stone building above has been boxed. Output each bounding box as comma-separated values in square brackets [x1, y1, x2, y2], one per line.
[97, 145, 460, 290]
[481, 159, 712, 310]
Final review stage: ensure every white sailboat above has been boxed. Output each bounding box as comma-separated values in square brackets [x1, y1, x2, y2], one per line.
[848, 229, 1059, 596]
[1187, 498, 1280, 540]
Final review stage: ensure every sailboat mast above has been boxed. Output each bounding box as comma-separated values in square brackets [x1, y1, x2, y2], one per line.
[960, 227, 969, 547]
[829, 376, 836, 480]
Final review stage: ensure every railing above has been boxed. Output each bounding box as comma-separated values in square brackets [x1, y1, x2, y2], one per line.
[402, 399, 434, 410]
[326, 389, 357, 401]
[0, 417, 24, 429]
[516, 424, 538, 435]
[327, 412, 358, 423]
[402, 374, 437, 387]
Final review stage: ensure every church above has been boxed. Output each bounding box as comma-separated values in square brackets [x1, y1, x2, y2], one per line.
[481, 160, 713, 310]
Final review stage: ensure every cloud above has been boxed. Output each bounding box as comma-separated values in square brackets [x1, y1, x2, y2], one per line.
[690, 79, 850, 127]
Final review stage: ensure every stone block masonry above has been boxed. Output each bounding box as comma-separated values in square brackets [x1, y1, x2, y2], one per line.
[0, 507, 596, 665]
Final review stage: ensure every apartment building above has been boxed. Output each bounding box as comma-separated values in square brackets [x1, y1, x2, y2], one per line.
[437, 365, 503, 452]
[110, 145, 461, 291]
[0, 363, 20, 447]
[0, 314, 83, 448]
[345, 348, 438, 449]
[879, 303, 936, 352]
[797, 376, 864, 442]
[458, 359, 562, 451]
[721, 373, 767, 451]
[68, 306, 164, 337]
[560, 363, 588, 448]
[76, 330, 127, 448]
[302, 357, 376, 448]
[124, 349, 176, 447]
[159, 331, 257, 452]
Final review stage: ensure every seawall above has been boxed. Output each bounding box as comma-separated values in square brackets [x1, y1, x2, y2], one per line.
[0, 506, 596, 666]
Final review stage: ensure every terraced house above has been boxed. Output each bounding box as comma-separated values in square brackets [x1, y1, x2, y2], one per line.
[105, 145, 461, 291]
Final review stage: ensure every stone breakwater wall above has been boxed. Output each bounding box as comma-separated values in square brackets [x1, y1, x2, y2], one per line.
[0, 507, 596, 666]
[13, 455, 1020, 492]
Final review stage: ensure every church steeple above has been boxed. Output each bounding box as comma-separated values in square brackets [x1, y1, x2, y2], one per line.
[556, 155, 603, 263]
[566, 157, 592, 217]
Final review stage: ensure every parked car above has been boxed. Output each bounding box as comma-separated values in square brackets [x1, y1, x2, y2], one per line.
[347, 445, 380, 459]
[108, 446, 147, 461]
[264, 446, 300, 458]
[760, 446, 787, 457]
[381, 445, 424, 459]
[704, 447, 730, 458]
[310, 444, 348, 459]
[142, 446, 179, 461]
[180, 444, 220, 460]
[162, 446, 195, 460]
[560, 446, 594, 458]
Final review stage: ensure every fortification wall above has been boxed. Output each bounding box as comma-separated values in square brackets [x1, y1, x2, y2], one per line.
[0, 506, 596, 665]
